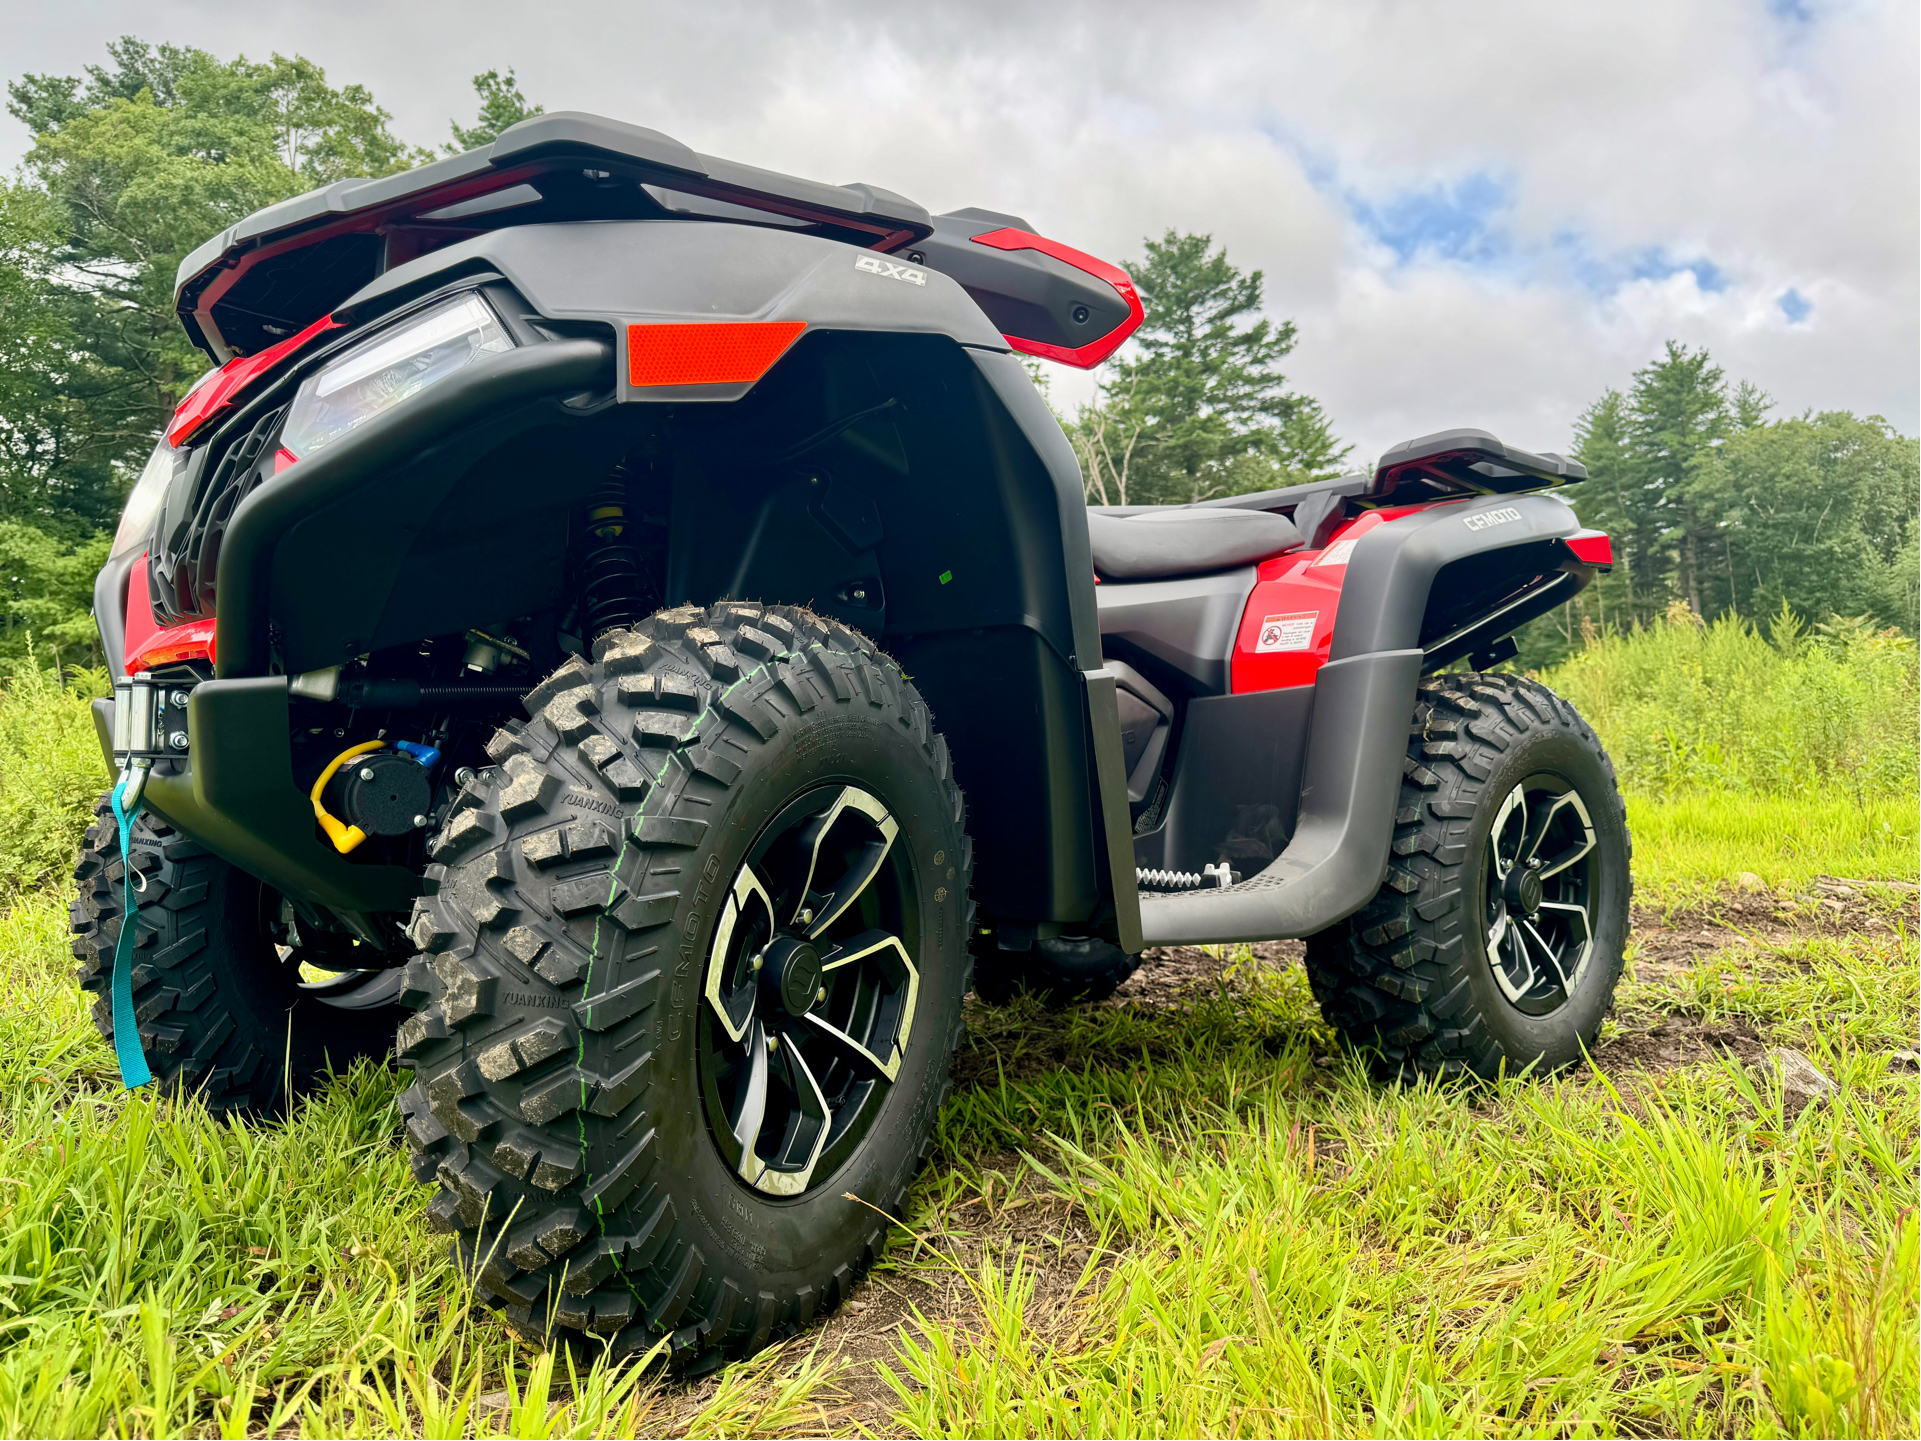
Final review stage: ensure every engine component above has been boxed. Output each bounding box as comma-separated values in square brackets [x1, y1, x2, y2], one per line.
[1137, 867, 1204, 891]
[337, 677, 526, 708]
[462, 628, 527, 674]
[312, 741, 434, 853]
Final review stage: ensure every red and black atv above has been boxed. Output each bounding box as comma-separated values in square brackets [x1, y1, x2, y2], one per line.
[79, 112, 1628, 1368]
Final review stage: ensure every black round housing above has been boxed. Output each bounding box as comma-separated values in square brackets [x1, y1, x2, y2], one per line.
[329, 749, 432, 838]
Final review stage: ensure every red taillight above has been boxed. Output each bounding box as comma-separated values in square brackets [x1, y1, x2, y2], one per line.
[626, 321, 807, 388]
[1565, 530, 1613, 567]
[167, 313, 343, 447]
[967, 228, 1145, 369]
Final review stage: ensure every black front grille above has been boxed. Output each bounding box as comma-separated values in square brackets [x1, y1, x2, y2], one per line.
[150, 404, 287, 625]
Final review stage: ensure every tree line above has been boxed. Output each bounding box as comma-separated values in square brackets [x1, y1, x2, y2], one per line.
[0, 37, 1912, 671]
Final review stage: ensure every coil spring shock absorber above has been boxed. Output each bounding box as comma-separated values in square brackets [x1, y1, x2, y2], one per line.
[575, 464, 646, 641]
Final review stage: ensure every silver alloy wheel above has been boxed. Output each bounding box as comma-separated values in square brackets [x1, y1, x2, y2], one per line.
[699, 784, 920, 1197]
[1483, 774, 1597, 1016]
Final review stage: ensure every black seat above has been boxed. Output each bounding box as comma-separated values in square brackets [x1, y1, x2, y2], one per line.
[1086, 506, 1303, 581]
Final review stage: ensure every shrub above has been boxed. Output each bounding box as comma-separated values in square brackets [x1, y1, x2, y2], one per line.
[1540, 603, 1920, 801]
[0, 644, 109, 895]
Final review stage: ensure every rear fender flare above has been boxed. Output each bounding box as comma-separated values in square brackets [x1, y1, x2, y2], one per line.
[1329, 493, 1583, 662]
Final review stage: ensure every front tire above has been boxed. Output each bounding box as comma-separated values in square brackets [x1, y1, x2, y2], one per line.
[70, 800, 408, 1114]
[397, 602, 972, 1368]
[1304, 673, 1631, 1080]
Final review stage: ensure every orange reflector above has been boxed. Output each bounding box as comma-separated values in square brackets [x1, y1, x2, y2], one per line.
[627, 321, 806, 388]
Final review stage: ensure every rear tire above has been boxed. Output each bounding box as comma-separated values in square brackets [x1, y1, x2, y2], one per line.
[396, 602, 973, 1369]
[1304, 673, 1630, 1080]
[70, 799, 408, 1114]
[973, 935, 1140, 1006]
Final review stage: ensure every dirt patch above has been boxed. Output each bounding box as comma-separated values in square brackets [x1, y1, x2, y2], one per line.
[953, 939, 1304, 1092]
[1634, 879, 1917, 971]
[677, 1167, 1101, 1438]
[1109, 938, 1302, 1008]
[1594, 1015, 1767, 1071]
[1598, 879, 1916, 1075]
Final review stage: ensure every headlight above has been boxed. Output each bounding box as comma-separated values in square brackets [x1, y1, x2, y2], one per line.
[112, 437, 180, 559]
[278, 293, 514, 461]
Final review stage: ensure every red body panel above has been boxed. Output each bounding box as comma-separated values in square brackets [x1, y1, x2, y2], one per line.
[167, 313, 341, 447]
[1231, 502, 1462, 694]
[1564, 529, 1613, 566]
[124, 554, 215, 671]
[1229, 505, 1611, 692]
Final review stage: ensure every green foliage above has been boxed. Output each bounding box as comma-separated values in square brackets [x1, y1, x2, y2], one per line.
[3, 38, 426, 536]
[1707, 411, 1920, 629]
[0, 182, 117, 532]
[1518, 346, 1918, 667]
[0, 648, 110, 896]
[0, 524, 111, 670]
[447, 68, 543, 153]
[1541, 603, 1919, 801]
[1072, 232, 1350, 506]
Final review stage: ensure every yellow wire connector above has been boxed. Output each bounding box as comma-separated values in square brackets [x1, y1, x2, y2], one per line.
[312, 740, 387, 854]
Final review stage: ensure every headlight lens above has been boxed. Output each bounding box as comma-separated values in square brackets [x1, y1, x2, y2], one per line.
[279, 294, 514, 461]
[112, 437, 179, 559]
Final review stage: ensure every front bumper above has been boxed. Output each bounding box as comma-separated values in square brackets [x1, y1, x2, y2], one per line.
[94, 676, 419, 915]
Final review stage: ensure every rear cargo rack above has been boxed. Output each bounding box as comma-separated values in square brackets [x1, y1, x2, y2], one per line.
[176, 112, 936, 361]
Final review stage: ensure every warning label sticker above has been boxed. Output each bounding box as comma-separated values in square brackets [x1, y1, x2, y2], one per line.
[1255, 612, 1318, 653]
[1312, 537, 1359, 568]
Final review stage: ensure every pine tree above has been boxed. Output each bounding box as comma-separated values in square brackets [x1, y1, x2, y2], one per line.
[1623, 341, 1731, 617]
[1568, 389, 1643, 628]
[1098, 231, 1327, 504]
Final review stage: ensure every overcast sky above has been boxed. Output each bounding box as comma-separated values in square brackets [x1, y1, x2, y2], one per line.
[6, 0, 1916, 459]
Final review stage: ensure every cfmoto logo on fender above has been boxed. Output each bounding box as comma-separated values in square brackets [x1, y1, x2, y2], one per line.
[1463, 507, 1524, 532]
[855, 254, 927, 285]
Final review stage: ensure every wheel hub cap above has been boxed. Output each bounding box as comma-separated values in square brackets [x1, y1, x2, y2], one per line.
[1484, 775, 1598, 1017]
[698, 784, 920, 1197]
[763, 936, 824, 1018]
[1502, 865, 1545, 917]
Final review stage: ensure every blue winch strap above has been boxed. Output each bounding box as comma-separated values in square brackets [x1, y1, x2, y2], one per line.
[108, 778, 154, 1090]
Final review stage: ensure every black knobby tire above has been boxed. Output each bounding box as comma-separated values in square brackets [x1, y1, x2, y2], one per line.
[396, 602, 973, 1368]
[1304, 672, 1631, 1080]
[70, 799, 409, 1114]
[974, 935, 1140, 1006]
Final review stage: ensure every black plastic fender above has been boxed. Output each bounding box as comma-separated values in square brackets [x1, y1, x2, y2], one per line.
[1331, 493, 1582, 660]
[1137, 492, 1582, 946]
[213, 336, 614, 678]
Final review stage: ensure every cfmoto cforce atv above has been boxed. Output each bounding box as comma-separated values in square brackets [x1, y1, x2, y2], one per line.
[80, 112, 1629, 1367]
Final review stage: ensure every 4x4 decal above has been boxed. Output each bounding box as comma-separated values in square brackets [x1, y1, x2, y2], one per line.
[855, 254, 927, 286]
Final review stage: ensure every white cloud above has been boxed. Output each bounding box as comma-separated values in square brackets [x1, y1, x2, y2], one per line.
[4, 0, 1913, 455]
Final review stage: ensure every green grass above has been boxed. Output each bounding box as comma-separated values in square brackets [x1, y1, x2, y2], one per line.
[1626, 793, 1918, 905]
[886, 913, 1918, 1440]
[0, 873, 1913, 1436]
[0, 613, 1911, 1435]
[1541, 607, 1918, 804]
